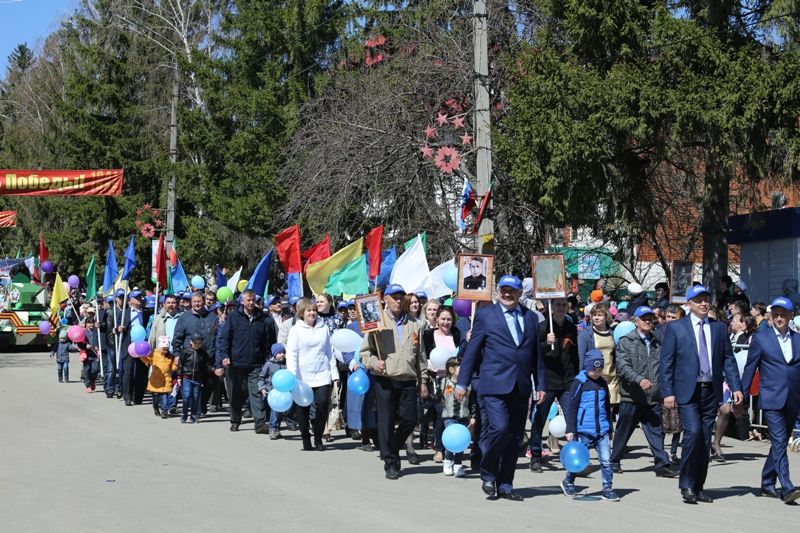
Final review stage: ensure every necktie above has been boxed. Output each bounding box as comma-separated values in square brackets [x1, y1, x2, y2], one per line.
[697, 320, 711, 380]
[508, 309, 523, 345]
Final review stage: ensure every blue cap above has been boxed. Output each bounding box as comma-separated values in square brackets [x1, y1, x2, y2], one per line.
[337, 301, 348, 310]
[686, 285, 710, 300]
[265, 295, 277, 306]
[584, 349, 604, 371]
[103, 295, 114, 303]
[770, 296, 794, 311]
[498, 275, 522, 290]
[384, 284, 405, 296]
[128, 290, 142, 301]
[271, 343, 286, 357]
[634, 306, 655, 318]
[347, 299, 355, 307]
[114, 289, 125, 298]
[208, 303, 221, 312]
[415, 291, 428, 299]
[181, 291, 192, 300]
[289, 295, 300, 305]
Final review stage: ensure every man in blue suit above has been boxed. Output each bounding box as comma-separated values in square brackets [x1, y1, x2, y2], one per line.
[660, 285, 743, 504]
[456, 275, 546, 501]
[741, 296, 800, 504]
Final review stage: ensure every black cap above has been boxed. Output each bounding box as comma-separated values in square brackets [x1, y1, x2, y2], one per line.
[189, 333, 204, 343]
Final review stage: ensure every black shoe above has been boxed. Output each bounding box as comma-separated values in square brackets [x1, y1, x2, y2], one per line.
[255, 425, 270, 435]
[612, 463, 623, 474]
[498, 490, 523, 501]
[125, 400, 133, 406]
[161, 412, 168, 419]
[670, 454, 680, 465]
[243, 409, 252, 419]
[782, 488, 800, 504]
[168, 407, 177, 415]
[153, 409, 161, 417]
[696, 491, 713, 503]
[529, 459, 543, 473]
[385, 468, 400, 480]
[481, 481, 496, 497]
[681, 488, 698, 504]
[350, 430, 361, 440]
[655, 466, 679, 478]
[760, 487, 781, 499]
[209, 405, 218, 413]
[315, 444, 326, 451]
[407, 451, 420, 465]
[230, 423, 239, 432]
[116, 391, 123, 399]
[358, 444, 374, 452]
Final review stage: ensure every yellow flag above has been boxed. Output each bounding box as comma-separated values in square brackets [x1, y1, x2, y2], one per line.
[305, 238, 364, 295]
[50, 272, 69, 315]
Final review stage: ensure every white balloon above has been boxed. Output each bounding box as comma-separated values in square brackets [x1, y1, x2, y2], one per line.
[331, 328, 363, 353]
[429, 347, 454, 371]
[548, 415, 567, 438]
[291, 381, 314, 407]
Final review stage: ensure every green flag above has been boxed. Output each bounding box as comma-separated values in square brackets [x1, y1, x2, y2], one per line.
[324, 255, 369, 297]
[166, 260, 173, 295]
[85, 256, 97, 300]
[404, 232, 427, 253]
[14, 248, 20, 259]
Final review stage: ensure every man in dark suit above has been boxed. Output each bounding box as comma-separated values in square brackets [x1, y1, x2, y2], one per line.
[660, 285, 743, 504]
[741, 297, 800, 504]
[456, 275, 546, 501]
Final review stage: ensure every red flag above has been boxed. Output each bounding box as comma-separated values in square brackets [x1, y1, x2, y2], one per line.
[364, 225, 384, 279]
[275, 225, 302, 273]
[472, 189, 492, 235]
[155, 234, 168, 287]
[302, 234, 331, 273]
[39, 233, 49, 261]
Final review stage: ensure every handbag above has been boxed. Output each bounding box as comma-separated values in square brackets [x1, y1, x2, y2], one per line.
[662, 406, 682, 434]
[724, 409, 752, 441]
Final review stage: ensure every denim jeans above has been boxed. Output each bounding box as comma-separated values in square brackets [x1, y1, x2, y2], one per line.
[153, 392, 176, 413]
[57, 361, 69, 381]
[565, 433, 613, 489]
[181, 378, 202, 421]
[444, 418, 469, 464]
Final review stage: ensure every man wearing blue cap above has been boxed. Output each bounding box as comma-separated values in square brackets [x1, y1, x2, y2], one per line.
[660, 285, 743, 504]
[611, 306, 677, 478]
[456, 275, 546, 501]
[104, 290, 131, 400]
[358, 283, 429, 480]
[741, 297, 800, 503]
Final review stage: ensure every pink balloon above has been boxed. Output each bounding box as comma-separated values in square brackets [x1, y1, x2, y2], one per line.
[127, 343, 138, 357]
[62, 281, 71, 293]
[452, 299, 473, 318]
[67, 325, 86, 343]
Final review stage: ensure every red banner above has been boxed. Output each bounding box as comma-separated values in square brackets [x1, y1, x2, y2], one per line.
[0, 169, 123, 196]
[0, 211, 16, 227]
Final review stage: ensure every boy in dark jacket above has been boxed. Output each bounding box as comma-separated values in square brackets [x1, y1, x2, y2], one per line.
[79, 318, 101, 392]
[258, 343, 287, 440]
[50, 329, 77, 383]
[561, 349, 619, 502]
[178, 334, 210, 423]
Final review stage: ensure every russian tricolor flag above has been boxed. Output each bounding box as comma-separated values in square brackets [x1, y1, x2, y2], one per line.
[459, 177, 476, 230]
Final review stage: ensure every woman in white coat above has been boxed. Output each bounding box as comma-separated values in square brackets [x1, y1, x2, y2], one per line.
[286, 297, 338, 451]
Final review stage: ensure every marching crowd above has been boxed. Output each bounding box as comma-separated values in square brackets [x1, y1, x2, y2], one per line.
[50, 275, 800, 504]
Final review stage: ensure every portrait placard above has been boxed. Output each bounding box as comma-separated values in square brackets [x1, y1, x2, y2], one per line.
[531, 254, 567, 299]
[669, 261, 695, 304]
[355, 293, 386, 332]
[456, 254, 495, 301]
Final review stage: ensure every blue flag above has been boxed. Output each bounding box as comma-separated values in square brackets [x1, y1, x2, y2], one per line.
[121, 235, 136, 281]
[215, 264, 228, 288]
[171, 259, 189, 293]
[103, 240, 118, 294]
[376, 247, 397, 289]
[245, 249, 273, 299]
[286, 272, 303, 301]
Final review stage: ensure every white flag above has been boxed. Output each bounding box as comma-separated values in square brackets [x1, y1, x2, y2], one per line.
[430, 258, 455, 299]
[389, 235, 432, 296]
[227, 267, 243, 293]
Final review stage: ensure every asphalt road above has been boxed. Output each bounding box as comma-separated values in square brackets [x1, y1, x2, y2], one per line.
[0, 350, 797, 532]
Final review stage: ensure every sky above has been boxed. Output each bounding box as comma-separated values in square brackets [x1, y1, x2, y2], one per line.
[0, 0, 77, 75]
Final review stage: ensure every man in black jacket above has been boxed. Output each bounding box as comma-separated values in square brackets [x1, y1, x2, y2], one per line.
[529, 298, 579, 473]
[172, 291, 219, 412]
[215, 289, 277, 433]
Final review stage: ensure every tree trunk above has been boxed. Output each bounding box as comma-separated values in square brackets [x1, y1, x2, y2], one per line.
[701, 149, 730, 305]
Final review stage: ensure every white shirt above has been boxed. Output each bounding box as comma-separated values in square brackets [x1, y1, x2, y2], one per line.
[285, 318, 337, 387]
[773, 327, 793, 363]
[690, 313, 712, 378]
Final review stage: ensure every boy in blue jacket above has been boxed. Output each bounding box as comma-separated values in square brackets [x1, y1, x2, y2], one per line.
[561, 349, 619, 502]
[258, 343, 287, 440]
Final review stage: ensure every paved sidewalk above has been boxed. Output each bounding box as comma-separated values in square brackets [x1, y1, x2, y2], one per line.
[0, 350, 797, 532]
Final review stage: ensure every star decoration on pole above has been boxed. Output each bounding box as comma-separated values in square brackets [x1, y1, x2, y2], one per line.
[460, 132, 473, 146]
[451, 115, 465, 129]
[420, 145, 434, 158]
[436, 112, 449, 126]
[434, 146, 461, 174]
[424, 125, 437, 139]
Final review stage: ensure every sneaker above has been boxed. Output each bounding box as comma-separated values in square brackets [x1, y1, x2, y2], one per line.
[269, 429, 282, 440]
[561, 479, 576, 497]
[443, 460, 454, 476]
[85, 387, 93, 393]
[602, 489, 620, 502]
[191, 418, 199, 424]
[612, 463, 623, 474]
[454, 465, 466, 478]
[525, 448, 532, 459]
[530, 459, 543, 473]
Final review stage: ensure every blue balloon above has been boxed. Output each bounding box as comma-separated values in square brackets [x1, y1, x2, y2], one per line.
[348, 368, 370, 396]
[60, 318, 69, 325]
[442, 423, 471, 453]
[443, 266, 458, 292]
[560, 441, 591, 473]
[130, 324, 147, 343]
[191, 276, 205, 289]
[272, 369, 296, 393]
[547, 402, 559, 421]
[267, 389, 293, 413]
[613, 321, 636, 344]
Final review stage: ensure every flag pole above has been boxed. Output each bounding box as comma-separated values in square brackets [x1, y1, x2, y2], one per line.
[95, 296, 103, 363]
[154, 282, 160, 318]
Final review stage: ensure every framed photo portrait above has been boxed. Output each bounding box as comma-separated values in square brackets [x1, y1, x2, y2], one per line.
[669, 261, 695, 304]
[456, 254, 495, 301]
[531, 254, 567, 299]
[355, 293, 385, 332]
